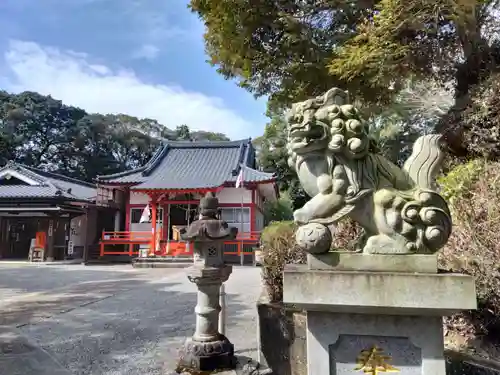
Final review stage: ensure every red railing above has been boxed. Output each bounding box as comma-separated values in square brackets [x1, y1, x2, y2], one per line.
[100, 231, 152, 256]
[235, 231, 260, 240]
[224, 231, 261, 255]
[99, 230, 260, 257]
[102, 231, 152, 241]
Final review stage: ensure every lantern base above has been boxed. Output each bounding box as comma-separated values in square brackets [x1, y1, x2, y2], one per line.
[177, 334, 235, 372]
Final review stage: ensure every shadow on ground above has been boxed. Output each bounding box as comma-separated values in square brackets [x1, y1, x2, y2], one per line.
[0, 267, 256, 375]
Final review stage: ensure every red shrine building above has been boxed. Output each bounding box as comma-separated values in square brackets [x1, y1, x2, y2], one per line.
[96, 139, 277, 263]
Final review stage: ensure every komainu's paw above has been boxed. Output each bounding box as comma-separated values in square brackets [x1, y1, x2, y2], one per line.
[293, 208, 310, 225]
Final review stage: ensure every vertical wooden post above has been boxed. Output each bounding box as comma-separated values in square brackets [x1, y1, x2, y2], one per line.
[64, 216, 71, 260]
[250, 189, 256, 233]
[83, 206, 97, 262]
[114, 211, 121, 232]
[46, 217, 55, 262]
[0, 216, 4, 259]
[82, 208, 90, 263]
[100, 227, 105, 257]
[149, 194, 157, 256]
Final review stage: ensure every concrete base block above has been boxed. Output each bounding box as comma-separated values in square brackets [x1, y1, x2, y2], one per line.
[283, 253, 477, 375]
[283, 265, 476, 315]
[307, 252, 438, 273]
[307, 312, 446, 375]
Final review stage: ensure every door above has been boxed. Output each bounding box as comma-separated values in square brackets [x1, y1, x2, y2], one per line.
[7, 219, 38, 259]
[0, 217, 7, 258]
[53, 218, 70, 260]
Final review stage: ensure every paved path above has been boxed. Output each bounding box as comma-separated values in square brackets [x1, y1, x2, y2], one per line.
[0, 264, 262, 375]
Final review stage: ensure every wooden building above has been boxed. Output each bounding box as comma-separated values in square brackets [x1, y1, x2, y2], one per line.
[96, 139, 277, 262]
[0, 162, 114, 261]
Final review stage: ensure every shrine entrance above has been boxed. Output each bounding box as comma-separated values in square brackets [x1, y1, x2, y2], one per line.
[165, 203, 199, 241]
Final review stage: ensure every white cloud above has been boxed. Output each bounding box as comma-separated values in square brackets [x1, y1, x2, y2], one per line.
[2, 40, 255, 140]
[131, 44, 160, 61]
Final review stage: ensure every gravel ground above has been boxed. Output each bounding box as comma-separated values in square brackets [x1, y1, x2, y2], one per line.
[0, 264, 262, 375]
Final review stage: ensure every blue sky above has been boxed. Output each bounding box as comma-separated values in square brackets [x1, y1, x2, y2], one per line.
[0, 0, 268, 140]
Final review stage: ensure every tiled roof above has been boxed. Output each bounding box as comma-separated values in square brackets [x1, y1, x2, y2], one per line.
[0, 185, 62, 199]
[227, 165, 277, 184]
[0, 163, 96, 201]
[101, 170, 146, 184]
[98, 139, 275, 190]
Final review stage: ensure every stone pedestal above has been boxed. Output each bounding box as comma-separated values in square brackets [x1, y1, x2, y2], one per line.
[283, 252, 477, 375]
[177, 264, 235, 372]
[173, 192, 239, 374]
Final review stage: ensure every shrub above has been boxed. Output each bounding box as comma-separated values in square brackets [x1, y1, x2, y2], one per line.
[437, 159, 485, 206]
[260, 215, 362, 303]
[261, 221, 306, 302]
[263, 194, 294, 223]
[439, 159, 500, 356]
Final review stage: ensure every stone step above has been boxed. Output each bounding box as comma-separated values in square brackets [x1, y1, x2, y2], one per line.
[132, 257, 193, 268]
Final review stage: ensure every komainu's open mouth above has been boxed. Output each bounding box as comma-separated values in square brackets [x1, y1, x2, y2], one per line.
[289, 122, 310, 135]
[289, 128, 329, 155]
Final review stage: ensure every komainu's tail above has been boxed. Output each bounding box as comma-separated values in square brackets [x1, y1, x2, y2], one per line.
[403, 134, 444, 191]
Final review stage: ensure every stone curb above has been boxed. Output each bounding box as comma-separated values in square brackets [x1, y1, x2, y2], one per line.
[132, 261, 193, 268]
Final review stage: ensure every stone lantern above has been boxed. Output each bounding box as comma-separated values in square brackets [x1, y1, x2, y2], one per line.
[177, 191, 238, 372]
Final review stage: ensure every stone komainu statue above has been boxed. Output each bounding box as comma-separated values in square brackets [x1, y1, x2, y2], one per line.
[286, 88, 452, 255]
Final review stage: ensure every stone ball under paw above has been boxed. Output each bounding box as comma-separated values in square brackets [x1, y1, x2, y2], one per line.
[295, 223, 332, 254]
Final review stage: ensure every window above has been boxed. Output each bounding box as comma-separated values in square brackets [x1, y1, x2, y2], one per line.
[130, 207, 164, 224]
[220, 207, 250, 233]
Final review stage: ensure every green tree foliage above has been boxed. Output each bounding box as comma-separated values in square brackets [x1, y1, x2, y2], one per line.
[189, 0, 376, 112]
[173, 124, 229, 142]
[263, 193, 294, 222]
[330, 0, 500, 155]
[0, 91, 230, 181]
[330, 0, 494, 94]
[252, 114, 291, 191]
[191, 0, 498, 105]
[191, 130, 229, 141]
[63, 114, 163, 180]
[175, 124, 191, 140]
[191, 0, 500, 154]
[253, 113, 308, 209]
[362, 78, 456, 164]
[0, 91, 87, 168]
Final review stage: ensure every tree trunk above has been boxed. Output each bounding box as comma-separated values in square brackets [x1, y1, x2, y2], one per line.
[437, 11, 496, 157]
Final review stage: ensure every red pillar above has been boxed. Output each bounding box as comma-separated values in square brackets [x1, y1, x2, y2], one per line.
[149, 194, 158, 256]
[125, 189, 132, 254]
